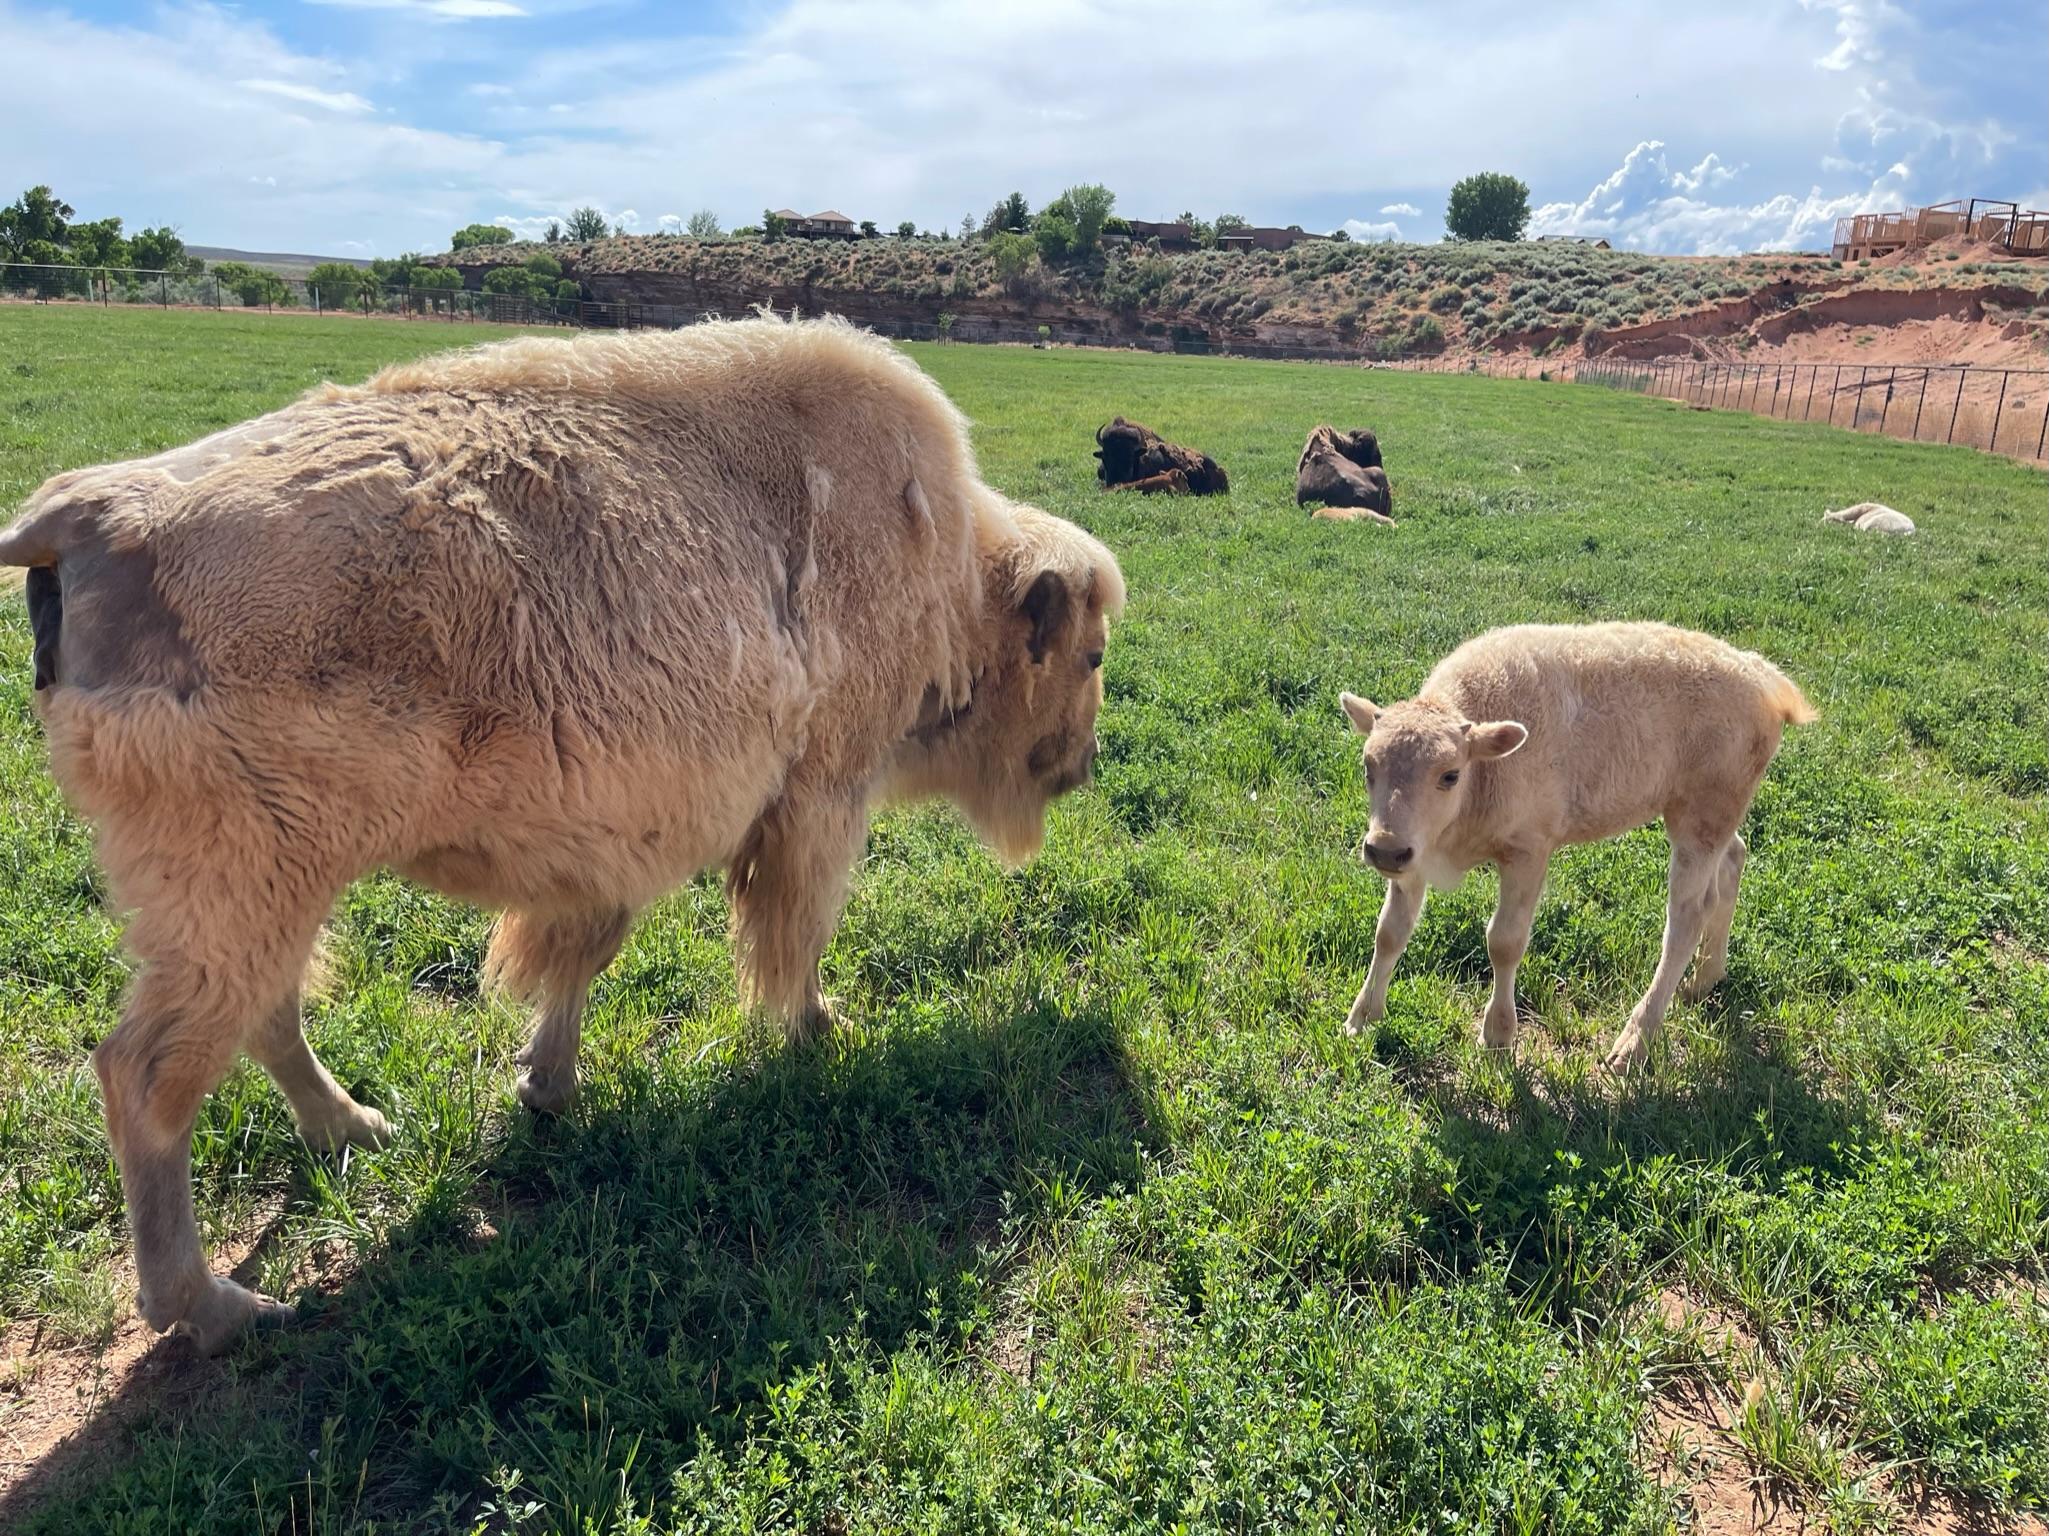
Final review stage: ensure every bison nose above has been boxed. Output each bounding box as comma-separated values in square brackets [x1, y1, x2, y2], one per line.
[1365, 839, 1414, 873]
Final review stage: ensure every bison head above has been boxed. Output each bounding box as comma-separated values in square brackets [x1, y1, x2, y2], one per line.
[887, 503, 1126, 864]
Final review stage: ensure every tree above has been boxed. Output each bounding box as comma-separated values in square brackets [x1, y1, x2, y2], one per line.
[858, 219, 878, 239]
[450, 222, 514, 251]
[1033, 213, 1076, 264]
[988, 230, 1037, 292]
[762, 209, 788, 242]
[1445, 172, 1530, 242]
[1327, 227, 1351, 242]
[212, 261, 292, 307]
[306, 261, 368, 306]
[412, 266, 462, 290]
[545, 221, 562, 243]
[565, 206, 609, 241]
[0, 185, 74, 259]
[1176, 210, 1216, 249]
[982, 191, 1030, 237]
[896, 220, 916, 238]
[128, 226, 187, 272]
[959, 213, 977, 241]
[66, 217, 128, 272]
[686, 209, 721, 238]
[1039, 184, 1114, 260]
[1213, 213, 1249, 239]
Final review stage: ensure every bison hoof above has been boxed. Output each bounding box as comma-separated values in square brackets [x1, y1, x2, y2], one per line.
[298, 1101, 393, 1153]
[516, 1063, 578, 1116]
[1480, 1012, 1518, 1051]
[173, 1276, 296, 1356]
[789, 998, 842, 1047]
[1603, 1029, 1652, 1075]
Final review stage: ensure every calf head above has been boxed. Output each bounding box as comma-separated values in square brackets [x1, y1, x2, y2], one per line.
[1340, 692, 1526, 878]
[1094, 418, 1156, 487]
[890, 505, 1126, 864]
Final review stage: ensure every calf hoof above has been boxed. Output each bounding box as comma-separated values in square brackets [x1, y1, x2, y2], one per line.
[299, 1102, 393, 1153]
[1680, 970, 1726, 1004]
[1603, 1027, 1652, 1075]
[788, 997, 842, 1047]
[516, 1063, 578, 1116]
[173, 1276, 295, 1356]
[1479, 1009, 1519, 1051]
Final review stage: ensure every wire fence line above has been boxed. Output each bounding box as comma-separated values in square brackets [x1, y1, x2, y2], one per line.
[8, 262, 2044, 462]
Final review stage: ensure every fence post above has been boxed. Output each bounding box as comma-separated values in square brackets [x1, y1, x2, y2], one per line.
[1803, 365, 1817, 420]
[1878, 371, 1895, 433]
[159, 273, 167, 308]
[2036, 393, 2048, 461]
[1989, 371, 2009, 453]
[1911, 370, 1929, 440]
[1947, 372, 1964, 443]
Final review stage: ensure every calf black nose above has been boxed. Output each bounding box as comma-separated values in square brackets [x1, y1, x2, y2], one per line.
[1366, 841, 1414, 872]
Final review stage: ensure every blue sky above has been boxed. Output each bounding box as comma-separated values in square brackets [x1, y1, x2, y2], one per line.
[3, 0, 2042, 257]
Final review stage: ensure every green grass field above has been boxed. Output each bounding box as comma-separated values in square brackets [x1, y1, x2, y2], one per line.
[1, 306, 2045, 1534]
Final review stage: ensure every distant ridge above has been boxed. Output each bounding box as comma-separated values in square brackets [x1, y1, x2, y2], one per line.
[188, 246, 373, 278]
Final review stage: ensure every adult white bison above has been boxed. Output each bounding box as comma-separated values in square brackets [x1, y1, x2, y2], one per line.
[0, 315, 1125, 1352]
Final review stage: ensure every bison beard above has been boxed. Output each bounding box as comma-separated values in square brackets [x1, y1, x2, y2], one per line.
[1094, 417, 1229, 496]
[1296, 424, 1392, 522]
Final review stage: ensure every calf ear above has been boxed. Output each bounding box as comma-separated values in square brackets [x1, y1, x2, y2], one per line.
[1339, 692, 1378, 734]
[1019, 568, 1070, 664]
[1465, 719, 1528, 759]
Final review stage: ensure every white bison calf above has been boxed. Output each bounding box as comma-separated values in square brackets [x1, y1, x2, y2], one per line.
[1338, 622, 1813, 1072]
[0, 316, 1124, 1352]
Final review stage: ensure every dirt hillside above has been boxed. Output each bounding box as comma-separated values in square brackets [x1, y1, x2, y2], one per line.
[429, 233, 2049, 367]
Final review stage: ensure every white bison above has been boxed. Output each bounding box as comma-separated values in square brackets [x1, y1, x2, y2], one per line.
[0, 315, 1125, 1352]
[1337, 622, 1814, 1073]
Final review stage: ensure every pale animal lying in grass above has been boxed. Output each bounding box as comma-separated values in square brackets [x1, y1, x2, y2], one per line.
[1823, 502, 1915, 534]
[1338, 622, 1814, 1072]
[0, 315, 1124, 1353]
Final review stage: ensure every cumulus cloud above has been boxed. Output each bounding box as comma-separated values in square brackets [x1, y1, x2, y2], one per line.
[1378, 201, 1421, 216]
[657, 212, 683, 231]
[1343, 218, 1403, 242]
[1529, 139, 1916, 254]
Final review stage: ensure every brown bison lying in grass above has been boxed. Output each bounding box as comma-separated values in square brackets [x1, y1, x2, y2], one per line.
[0, 316, 1125, 1352]
[1297, 424, 1392, 523]
[1094, 417, 1229, 495]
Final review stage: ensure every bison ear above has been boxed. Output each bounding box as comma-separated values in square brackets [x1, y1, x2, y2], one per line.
[1018, 568, 1071, 664]
[1464, 719, 1528, 759]
[1339, 692, 1378, 735]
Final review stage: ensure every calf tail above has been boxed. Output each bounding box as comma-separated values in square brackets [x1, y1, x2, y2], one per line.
[1748, 654, 1818, 726]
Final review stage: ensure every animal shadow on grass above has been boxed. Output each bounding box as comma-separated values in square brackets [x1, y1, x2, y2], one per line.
[1380, 967, 1879, 1309]
[1, 998, 1152, 1532]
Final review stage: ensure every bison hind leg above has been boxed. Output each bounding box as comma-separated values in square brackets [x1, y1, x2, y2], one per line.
[486, 906, 633, 1114]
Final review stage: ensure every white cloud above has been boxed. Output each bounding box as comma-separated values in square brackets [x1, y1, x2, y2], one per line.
[3, 0, 2038, 257]
[1343, 218, 1402, 242]
[307, 0, 526, 18]
[1529, 139, 1915, 254]
[239, 78, 375, 113]
[657, 212, 682, 231]
[614, 208, 638, 228]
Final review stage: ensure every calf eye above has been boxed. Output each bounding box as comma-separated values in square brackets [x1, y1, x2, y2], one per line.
[1439, 770, 1461, 788]
[1086, 650, 1104, 671]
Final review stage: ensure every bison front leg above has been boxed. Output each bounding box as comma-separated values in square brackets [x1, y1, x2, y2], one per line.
[728, 786, 866, 1045]
[1345, 878, 1424, 1036]
[1481, 855, 1547, 1050]
[246, 988, 392, 1151]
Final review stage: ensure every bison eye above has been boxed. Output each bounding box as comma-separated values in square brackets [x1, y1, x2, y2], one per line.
[1440, 770, 1461, 788]
[1086, 650, 1104, 671]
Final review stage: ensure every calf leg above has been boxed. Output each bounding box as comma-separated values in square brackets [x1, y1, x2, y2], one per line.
[1344, 879, 1425, 1036]
[1480, 855, 1547, 1049]
[1605, 837, 1721, 1073]
[486, 906, 634, 1115]
[728, 784, 866, 1044]
[1682, 834, 1747, 1002]
[246, 988, 391, 1150]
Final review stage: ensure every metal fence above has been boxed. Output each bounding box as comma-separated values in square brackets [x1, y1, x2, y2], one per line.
[1566, 356, 2049, 462]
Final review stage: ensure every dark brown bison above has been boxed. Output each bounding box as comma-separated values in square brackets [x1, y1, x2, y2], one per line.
[1094, 418, 1229, 496]
[1296, 424, 1392, 523]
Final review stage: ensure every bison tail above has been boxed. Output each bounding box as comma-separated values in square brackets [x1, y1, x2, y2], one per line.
[1750, 656, 1818, 726]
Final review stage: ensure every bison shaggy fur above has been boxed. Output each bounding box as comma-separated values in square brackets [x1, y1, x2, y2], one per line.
[1094, 417, 1229, 495]
[0, 315, 1125, 1352]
